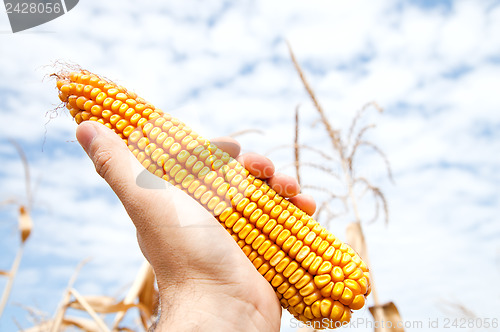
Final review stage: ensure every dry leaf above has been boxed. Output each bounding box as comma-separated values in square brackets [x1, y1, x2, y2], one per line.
[50, 259, 89, 332]
[70, 288, 111, 332]
[18, 205, 33, 243]
[369, 302, 404, 332]
[138, 266, 158, 317]
[138, 265, 159, 328]
[69, 295, 137, 313]
[23, 317, 100, 332]
[62, 316, 101, 332]
[112, 261, 153, 330]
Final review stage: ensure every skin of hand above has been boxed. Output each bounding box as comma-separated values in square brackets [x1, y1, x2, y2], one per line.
[76, 121, 316, 332]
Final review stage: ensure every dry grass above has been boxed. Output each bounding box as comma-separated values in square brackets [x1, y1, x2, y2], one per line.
[0, 141, 159, 331]
[22, 260, 158, 331]
[0, 142, 34, 320]
[438, 300, 477, 319]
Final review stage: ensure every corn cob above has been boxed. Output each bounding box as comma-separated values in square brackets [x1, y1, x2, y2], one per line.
[54, 69, 370, 328]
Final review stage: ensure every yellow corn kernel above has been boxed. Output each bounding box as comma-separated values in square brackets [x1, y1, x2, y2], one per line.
[283, 261, 299, 279]
[350, 294, 366, 310]
[344, 279, 362, 295]
[301, 252, 316, 270]
[275, 257, 291, 273]
[332, 282, 344, 300]
[340, 307, 351, 323]
[320, 281, 334, 298]
[289, 267, 305, 284]
[271, 228, 289, 246]
[277, 281, 291, 294]
[304, 291, 321, 306]
[358, 277, 369, 294]
[269, 250, 285, 266]
[340, 287, 354, 305]
[303, 307, 314, 320]
[320, 299, 333, 318]
[331, 266, 344, 282]
[330, 301, 345, 321]
[313, 274, 331, 289]
[311, 300, 321, 318]
[299, 281, 315, 297]
[318, 261, 333, 275]
[295, 274, 312, 290]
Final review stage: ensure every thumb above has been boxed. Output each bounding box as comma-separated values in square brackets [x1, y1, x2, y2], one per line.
[76, 121, 144, 197]
[76, 121, 169, 213]
[75, 121, 201, 230]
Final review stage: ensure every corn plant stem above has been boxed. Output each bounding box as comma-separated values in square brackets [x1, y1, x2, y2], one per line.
[9, 140, 32, 209]
[69, 288, 111, 332]
[287, 41, 381, 307]
[340, 148, 380, 306]
[287, 42, 342, 152]
[112, 260, 152, 330]
[294, 105, 301, 186]
[50, 259, 89, 332]
[0, 246, 24, 320]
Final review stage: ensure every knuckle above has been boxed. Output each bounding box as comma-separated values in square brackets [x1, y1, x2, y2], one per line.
[93, 148, 114, 180]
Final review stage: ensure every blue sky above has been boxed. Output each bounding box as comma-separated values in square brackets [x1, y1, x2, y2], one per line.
[1, 0, 500, 331]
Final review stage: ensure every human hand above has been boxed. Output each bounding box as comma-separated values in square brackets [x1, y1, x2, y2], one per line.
[76, 121, 316, 331]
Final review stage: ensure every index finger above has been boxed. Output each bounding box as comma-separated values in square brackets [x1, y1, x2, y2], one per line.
[236, 153, 275, 179]
[210, 136, 241, 159]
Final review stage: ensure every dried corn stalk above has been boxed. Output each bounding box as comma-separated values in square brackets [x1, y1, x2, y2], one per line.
[45, 259, 157, 332]
[0, 142, 34, 320]
[286, 42, 402, 331]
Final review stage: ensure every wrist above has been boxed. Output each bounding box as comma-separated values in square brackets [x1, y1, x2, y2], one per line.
[155, 286, 277, 332]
